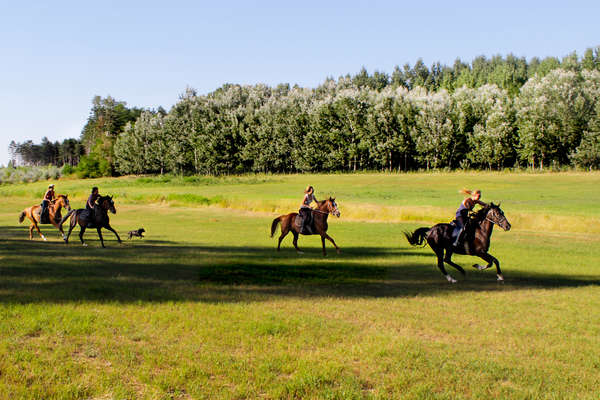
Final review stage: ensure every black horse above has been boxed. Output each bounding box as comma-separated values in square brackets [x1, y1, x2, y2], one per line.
[404, 203, 511, 283]
[60, 195, 122, 248]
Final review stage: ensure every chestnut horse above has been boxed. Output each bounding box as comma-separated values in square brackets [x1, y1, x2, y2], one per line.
[270, 197, 341, 256]
[404, 203, 511, 283]
[18, 194, 71, 241]
[61, 195, 122, 248]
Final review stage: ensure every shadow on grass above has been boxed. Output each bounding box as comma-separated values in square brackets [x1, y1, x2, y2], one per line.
[1, 225, 598, 304]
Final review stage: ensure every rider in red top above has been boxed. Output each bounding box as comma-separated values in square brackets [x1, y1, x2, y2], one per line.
[41, 184, 55, 219]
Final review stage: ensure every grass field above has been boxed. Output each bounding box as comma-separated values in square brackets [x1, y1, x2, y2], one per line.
[1, 172, 599, 399]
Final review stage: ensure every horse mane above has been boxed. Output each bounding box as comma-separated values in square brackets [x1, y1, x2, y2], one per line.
[471, 203, 497, 222]
[316, 197, 334, 206]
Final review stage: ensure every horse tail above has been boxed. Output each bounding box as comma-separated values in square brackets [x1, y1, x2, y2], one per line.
[404, 227, 430, 247]
[18, 210, 26, 223]
[270, 216, 282, 238]
[59, 209, 75, 230]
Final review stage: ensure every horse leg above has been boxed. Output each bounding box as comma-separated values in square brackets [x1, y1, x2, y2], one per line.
[474, 253, 503, 281]
[52, 220, 66, 241]
[292, 231, 303, 254]
[277, 226, 290, 251]
[65, 222, 75, 244]
[97, 228, 105, 248]
[435, 248, 456, 283]
[104, 224, 121, 244]
[32, 222, 46, 241]
[79, 225, 88, 246]
[323, 233, 340, 254]
[443, 249, 466, 276]
[29, 224, 34, 240]
[321, 235, 327, 257]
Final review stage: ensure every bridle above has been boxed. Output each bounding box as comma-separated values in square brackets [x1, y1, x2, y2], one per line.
[312, 200, 339, 215]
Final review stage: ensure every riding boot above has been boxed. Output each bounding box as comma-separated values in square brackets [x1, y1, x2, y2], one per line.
[453, 227, 465, 248]
[40, 201, 48, 222]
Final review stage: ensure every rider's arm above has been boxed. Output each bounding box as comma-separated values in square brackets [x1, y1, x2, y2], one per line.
[475, 200, 488, 207]
[300, 194, 308, 208]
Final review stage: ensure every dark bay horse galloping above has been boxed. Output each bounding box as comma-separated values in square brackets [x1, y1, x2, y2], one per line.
[18, 194, 71, 241]
[270, 197, 341, 256]
[405, 203, 511, 283]
[61, 195, 122, 248]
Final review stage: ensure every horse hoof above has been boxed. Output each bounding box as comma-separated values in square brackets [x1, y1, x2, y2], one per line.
[445, 275, 457, 283]
[497, 274, 504, 282]
[82, 243, 88, 247]
[336, 249, 341, 254]
[296, 251, 304, 255]
[474, 264, 485, 270]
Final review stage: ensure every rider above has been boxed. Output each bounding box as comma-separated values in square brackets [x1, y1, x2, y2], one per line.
[453, 189, 487, 248]
[41, 184, 55, 220]
[299, 185, 318, 232]
[87, 187, 101, 220]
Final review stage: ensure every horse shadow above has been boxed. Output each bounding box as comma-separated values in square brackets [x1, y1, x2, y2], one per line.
[0, 225, 598, 304]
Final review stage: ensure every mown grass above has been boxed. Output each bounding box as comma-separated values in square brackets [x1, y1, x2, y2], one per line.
[1, 174, 599, 399]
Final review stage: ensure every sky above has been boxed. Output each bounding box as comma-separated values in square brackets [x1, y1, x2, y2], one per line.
[1, 0, 598, 166]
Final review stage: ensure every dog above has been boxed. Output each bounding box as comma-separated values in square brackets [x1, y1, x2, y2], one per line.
[127, 228, 145, 239]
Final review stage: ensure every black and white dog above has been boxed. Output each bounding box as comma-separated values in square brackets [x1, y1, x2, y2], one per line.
[127, 228, 145, 239]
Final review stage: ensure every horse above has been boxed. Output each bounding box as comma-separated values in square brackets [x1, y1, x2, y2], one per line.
[18, 194, 71, 241]
[404, 203, 511, 283]
[270, 197, 341, 256]
[60, 195, 122, 248]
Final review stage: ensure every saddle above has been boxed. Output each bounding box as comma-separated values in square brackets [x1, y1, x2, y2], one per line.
[79, 209, 97, 228]
[295, 210, 314, 235]
[38, 207, 54, 224]
[450, 218, 475, 249]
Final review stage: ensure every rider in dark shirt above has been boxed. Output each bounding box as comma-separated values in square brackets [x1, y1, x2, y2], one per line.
[86, 187, 101, 223]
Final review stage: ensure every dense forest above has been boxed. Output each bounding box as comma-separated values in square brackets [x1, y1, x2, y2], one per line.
[9, 48, 600, 175]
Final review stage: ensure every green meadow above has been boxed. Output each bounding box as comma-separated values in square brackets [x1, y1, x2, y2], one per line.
[1, 172, 599, 399]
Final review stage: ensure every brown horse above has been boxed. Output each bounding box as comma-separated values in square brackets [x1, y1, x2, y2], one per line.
[270, 197, 341, 256]
[404, 203, 511, 283]
[18, 194, 71, 241]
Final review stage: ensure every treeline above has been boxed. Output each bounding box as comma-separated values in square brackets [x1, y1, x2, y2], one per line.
[9, 48, 600, 175]
[9, 137, 83, 167]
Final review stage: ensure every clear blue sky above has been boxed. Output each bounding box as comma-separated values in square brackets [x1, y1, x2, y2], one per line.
[1, 0, 598, 166]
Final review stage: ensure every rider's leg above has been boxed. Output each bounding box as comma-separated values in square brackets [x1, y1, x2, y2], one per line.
[453, 214, 467, 247]
[40, 200, 48, 220]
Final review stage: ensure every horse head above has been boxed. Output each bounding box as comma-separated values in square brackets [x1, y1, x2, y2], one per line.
[99, 195, 117, 214]
[485, 203, 511, 231]
[326, 197, 341, 218]
[58, 194, 71, 211]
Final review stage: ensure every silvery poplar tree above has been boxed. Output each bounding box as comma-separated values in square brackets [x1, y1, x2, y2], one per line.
[365, 87, 414, 171]
[408, 88, 458, 169]
[516, 69, 591, 169]
[114, 111, 168, 174]
[454, 84, 516, 169]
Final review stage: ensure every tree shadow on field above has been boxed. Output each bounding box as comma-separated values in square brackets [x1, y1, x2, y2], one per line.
[0, 225, 598, 304]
